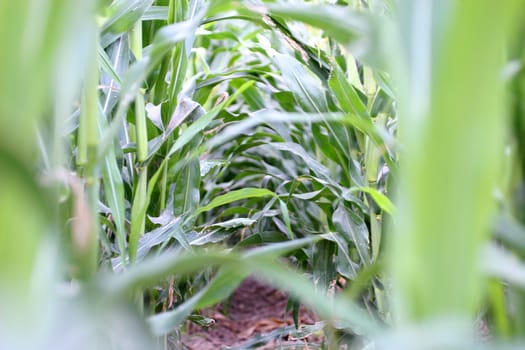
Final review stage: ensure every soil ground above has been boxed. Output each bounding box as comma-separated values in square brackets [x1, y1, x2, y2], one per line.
[181, 276, 322, 349]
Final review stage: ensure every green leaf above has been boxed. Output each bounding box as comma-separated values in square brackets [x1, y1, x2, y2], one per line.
[98, 46, 122, 85]
[100, 125, 128, 261]
[209, 218, 256, 229]
[279, 199, 294, 239]
[173, 157, 201, 217]
[273, 53, 328, 113]
[268, 142, 334, 185]
[167, 80, 255, 159]
[102, 0, 154, 35]
[320, 232, 360, 280]
[243, 236, 320, 259]
[332, 203, 370, 265]
[196, 188, 276, 215]
[329, 64, 369, 119]
[313, 240, 337, 291]
[194, 267, 249, 309]
[99, 18, 202, 160]
[129, 170, 148, 262]
[350, 186, 396, 215]
[147, 264, 246, 335]
[207, 111, 345, 150]
[167, 103, 222, 157]
[493, 214, 525, 252]
[264, 4, 367, 46]
[147, 291, 202, 335]
[142, 5, 168, 21]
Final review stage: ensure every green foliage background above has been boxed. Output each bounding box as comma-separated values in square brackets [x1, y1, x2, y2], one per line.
[1, 0, 525, 349]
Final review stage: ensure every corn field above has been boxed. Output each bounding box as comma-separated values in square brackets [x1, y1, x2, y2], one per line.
[1, 0, 525, 349]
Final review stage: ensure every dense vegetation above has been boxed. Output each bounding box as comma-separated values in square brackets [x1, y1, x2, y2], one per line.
[2, 0, 525, 349]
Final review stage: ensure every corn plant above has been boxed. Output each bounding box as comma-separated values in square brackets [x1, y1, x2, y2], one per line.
[3, 0, 525, 349]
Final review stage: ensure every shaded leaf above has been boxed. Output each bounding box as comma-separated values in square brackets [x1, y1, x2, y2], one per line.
[332, 203, 370, 264]
[273, 53, 328, 113]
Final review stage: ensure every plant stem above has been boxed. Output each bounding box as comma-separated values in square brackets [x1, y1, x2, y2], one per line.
[129, 19, 148, 263]
[75, 24, 100, 278]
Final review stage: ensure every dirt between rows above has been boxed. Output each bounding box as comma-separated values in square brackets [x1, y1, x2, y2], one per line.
[179, 277, 493, 349]
[182, 276, 321, 349]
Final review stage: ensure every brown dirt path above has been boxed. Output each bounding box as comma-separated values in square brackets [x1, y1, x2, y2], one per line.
[182, 276, 321, 349]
